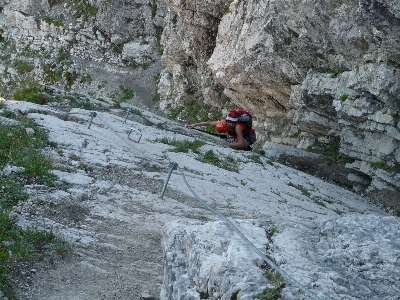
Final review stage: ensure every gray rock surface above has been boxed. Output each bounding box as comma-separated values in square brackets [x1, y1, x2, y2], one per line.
[1, 0, 400, 296]
[161, 220, 268, 300]
[158, 0, 400, 213]
[1, 100, 399, 300]
[161, 214, 400, 300]
[0, 0, 167, 109]
[1, 0, 399, 212]
[272, 214, 400, 300]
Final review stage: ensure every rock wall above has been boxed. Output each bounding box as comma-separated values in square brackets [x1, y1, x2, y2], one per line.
[161, 220, 269, 300]
[160, 215, 400, 300]
[158, 0, 400, 214]
[2, 1, 398, 211]
[0, 0, 167, 108]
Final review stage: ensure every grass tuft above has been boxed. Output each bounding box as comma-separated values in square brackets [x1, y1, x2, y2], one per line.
[198, 150, 238, 172]
[339, 94, 348, 101]
[156, 138, 205, 154]
[13, 60, 34, 74]
[12, 80, 49, 105]
[0, 116, 70, 298]
[256, 287, 281, 300]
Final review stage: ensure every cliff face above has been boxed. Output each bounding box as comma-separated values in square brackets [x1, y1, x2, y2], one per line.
[0, 0, 399, 212]
[0, 0, 167, 108]
[1, 2, 400, 299]
[159, 0, 400, 214]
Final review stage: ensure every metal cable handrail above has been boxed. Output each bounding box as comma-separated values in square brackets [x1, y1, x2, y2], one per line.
[177, 167, 323, 300]
[33, 106, 323, 299]
[92, 111, 323, 300]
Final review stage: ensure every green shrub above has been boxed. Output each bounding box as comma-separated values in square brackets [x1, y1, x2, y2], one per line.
[265, 270, 285, 288]
[147, 2, 157, 18]
[0, 109, 17, 119]
[80, 74, 92, 84]
[254, 149, 266, 155]
[119, 86, 134, 102]
[141, 62, 149, 70]
[249, 154, 262, 164]
[13, 80, 49, 105]
[369, 161, 400, 173]
[257, 288, 281, 300]
[72, 1, 98, 16]
[0, 119, 57, 185]
[181, 101, 209, 125]
[64, 71, 78, 87]
[156, 138, 205, 154]
[129, 61, 138, 69]
[56, 48, 67, 63]
[0, 216, 70, 298]
[370, 161, 387, 169]
[339, 94, 348, 101]
[287, 183, 310, 197]
[198, 150, 238, 172]
[42, 17, 63, 27]
[168, 106, 184, 120]
[152, 93, 160, 101]
[84, 3, 98, 15]
[43, 64, 62, 83]
[0, 118, 70, 298]
[13, 60, 34, 74]
[320, 139, 354, 166]
[0, 178, 29, 209]
[201, 150, 220, 164]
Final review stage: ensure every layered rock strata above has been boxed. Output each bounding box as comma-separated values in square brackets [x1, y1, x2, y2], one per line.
[159, 0, 400, 214]
[0, 0, 167, 108]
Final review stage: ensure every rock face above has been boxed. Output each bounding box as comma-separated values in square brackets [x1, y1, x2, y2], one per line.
[0, 100, 397, 300]
[1, 1, 400, 300]
[159, 0, 400, 214]
[270, 214, 400, 300]
[160, 220, 268, 300]
[0, 0, 167, 108]
[160, 215, 400, 300]
[1, 0, 399, 212]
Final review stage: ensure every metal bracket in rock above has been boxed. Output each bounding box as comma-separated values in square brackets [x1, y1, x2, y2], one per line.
[128, 127, 142, 143]
[160, 161, 178, 199]
[88, 111, 97, 129]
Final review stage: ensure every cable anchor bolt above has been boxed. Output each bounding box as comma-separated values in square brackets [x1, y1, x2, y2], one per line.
[88, 112, 97, 129]
[159, 162, 178, 199]
[124, 109, 131, 123]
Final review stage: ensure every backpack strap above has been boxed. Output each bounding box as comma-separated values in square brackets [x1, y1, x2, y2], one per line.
[228, 121, 250, 136]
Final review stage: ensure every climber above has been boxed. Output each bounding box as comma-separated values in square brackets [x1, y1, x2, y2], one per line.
[187, 110, 256, 150]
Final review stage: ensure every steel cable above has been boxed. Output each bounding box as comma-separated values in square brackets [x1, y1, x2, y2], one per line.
[45, 107, 323, 300]
[177, 167, 323, 300]
[3, 9, 323, 296]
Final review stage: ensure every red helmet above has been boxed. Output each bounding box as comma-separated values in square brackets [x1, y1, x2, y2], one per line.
[215, 121, 229, 133]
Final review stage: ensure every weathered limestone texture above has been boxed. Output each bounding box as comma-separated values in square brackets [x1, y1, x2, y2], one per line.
[160, 0, 400, 213]
[274, 214, 400, 300]
[161, 214, 400, 300]
[2, 0, 398, 210]
[0, 0, 167, 107]
[160, 220, 269, 300]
